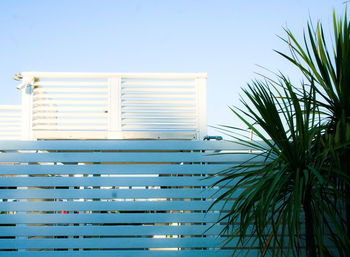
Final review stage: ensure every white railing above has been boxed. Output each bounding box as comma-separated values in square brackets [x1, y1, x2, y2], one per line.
[0, 105, 22, 139]
[16, 72, 207, 140]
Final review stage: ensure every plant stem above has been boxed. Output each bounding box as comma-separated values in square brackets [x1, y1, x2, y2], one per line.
[304, 189, 317, 257]
[345, 151, 350, 241]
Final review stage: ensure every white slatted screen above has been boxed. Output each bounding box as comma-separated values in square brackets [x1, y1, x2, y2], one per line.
[0, 105, 22, 139]
[32, 79, 109, 139]
[19, 72, 207, 140]
[121, 78, 198, 139]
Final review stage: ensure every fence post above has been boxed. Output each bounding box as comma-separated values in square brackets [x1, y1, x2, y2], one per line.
[195, 75, 207, 139]
[107, 76, 123, 139]
[21, 76, 34, 140]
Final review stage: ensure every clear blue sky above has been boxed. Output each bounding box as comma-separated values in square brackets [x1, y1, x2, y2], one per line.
[0, 0, 348, 136]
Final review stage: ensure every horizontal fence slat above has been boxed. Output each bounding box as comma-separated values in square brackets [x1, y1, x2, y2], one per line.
[0, 188, 223, 199]
[0, 224, 224, 237]
[0, 213, 221, 224]
[0, 152, 259, 163]
[0, 164, 232, 175]
[0, 140, 267, 151]
[0, 237, 229, 249]
[0, 250, 233, 257]
[0, 176, 231, 187]
[0, 200, 230, 212]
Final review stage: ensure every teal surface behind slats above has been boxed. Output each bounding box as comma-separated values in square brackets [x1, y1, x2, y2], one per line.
[0, 140, 258, 256]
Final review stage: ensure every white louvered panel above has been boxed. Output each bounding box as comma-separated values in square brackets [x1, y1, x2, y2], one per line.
[13, 72, 207, 139]
[0, 105, 22, 139]
[120, 78, 199, 139]
[32, 80, 108, 137]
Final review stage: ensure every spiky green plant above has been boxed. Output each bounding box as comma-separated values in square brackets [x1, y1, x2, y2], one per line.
[277, 9, 350, 254]
[210, 76, 332, 256]
[279, 10, 350, 244]
[209, 10, 350, 257]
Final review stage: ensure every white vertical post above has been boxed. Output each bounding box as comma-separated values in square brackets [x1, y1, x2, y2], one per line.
[195, 76, 207, 139]
[107, 76, 123, 139]
[21, 76, 34, 140]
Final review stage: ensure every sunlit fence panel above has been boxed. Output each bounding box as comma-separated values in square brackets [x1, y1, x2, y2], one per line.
[0, 140, 259, 257]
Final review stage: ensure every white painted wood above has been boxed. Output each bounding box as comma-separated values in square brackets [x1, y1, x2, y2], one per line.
[0, 140, 243, 255]
[33, 94, 107, 99]
[121, 94, 195, 99]
[34, 99, 107, 105]
[121, 100, 195, 105]
[21, 76, 34, 139]
[0, 105, 21, 110]
[33, 125, 106, 130]
[0, 106, 22, 139]
[122, 81, 195, 86]
[122, 112, 195, 117]
[32, 118, 106, 124]
[121, 106, 196, 110]
[195, 78, 207, 139]
[0, 117, 22, 121]
[33, 112, 107, 118]
[0, 123, 22, 127]
[34, 81, 108, 86]
[34, 87, 107, 93]
[10, 72, 207, 139]
[0, 131, 21, 135]
[122, 118, 195, 123]
[22, 72, 207, 79]
[107, 76, 122, 139]
[122, 131, 196, 139]
[33, 106, 108, 111]
[32, 130, 108, 139]
[122, 87, 195, 93]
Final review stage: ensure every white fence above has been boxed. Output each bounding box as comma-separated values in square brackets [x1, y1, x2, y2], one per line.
[10, 72, 207, 140]
[0, 140, 253, 256]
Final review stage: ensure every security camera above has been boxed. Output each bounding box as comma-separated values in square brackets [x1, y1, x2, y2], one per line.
[13, 73, 23, 81]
